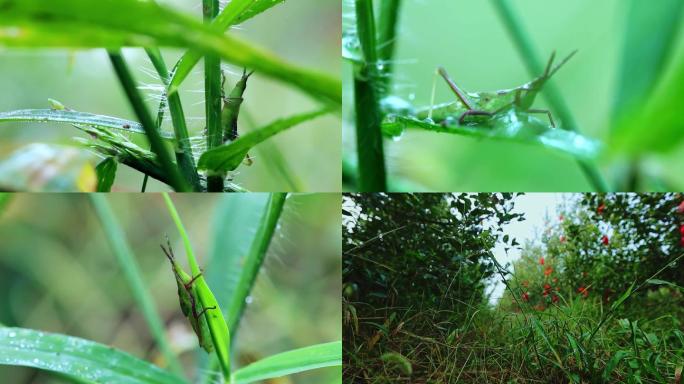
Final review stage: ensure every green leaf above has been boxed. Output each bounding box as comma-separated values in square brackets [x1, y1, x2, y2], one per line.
[385, 109, 601, 160]
[611, 0, 684, 121]
[95, 156, 118, 192]
[198, 108, 330, 172]
[0, 109, 170, 138]
[610, 52, 684, 154]
[0, 0, 340, 105]
[232, 341, 341, 384]
[0, 327, 186, 384]
[169, 0, 285, 93]
[0, 143, 96, 192]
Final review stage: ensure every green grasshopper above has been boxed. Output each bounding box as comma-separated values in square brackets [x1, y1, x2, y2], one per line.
[420, 51, 577, 127]
[161, 238, 215, 353]
[220, 68, 254, 165]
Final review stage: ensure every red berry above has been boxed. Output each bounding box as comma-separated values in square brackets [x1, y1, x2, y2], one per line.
[539, 257, 545, 265]
[522, 292, 529, 302]
[552, 295, 559, 303]
[678, 201, 684, 214]
[597, 204, 605, 215]
[679, 224, 684, 235]
[602, 235, 609, 245]
[544, 284, 551, 290]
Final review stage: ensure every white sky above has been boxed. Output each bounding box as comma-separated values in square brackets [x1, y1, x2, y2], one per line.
[487, 193, 574, 304]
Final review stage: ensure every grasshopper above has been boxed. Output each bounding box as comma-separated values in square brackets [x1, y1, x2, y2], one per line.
[161, 238, 215, 353]
[220, 68, 254, 165]
[421, 51, 577, 127]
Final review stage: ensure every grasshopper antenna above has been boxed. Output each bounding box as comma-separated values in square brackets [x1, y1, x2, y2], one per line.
[547, 50, 578, 78]
[160, 234, 175, 262]
[543, 51, 556, 77]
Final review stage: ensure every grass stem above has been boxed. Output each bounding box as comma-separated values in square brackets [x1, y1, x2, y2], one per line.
[354, 0, 387, 191]
[107, 51, 190, 192]
[145, 47, 201, 191]
[204, 0, 225, 192]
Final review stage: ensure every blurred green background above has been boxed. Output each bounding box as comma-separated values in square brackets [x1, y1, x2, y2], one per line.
[0, 0, 341, 192]
[343, 0, 684, 191]
[0, 193, 341, 383]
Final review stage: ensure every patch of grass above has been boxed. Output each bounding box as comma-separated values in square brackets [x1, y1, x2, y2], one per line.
[345, 288, 684, 383]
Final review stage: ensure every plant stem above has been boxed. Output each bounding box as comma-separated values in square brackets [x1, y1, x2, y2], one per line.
[89, 194, 185, 377]
[204, 0, 225, 192]
[377, 0, 402, 91]
[145, 47, 201, 191]
[491, 0, 609, 193]
[107, 51, 190, 192]
[354, 0, 387, 191]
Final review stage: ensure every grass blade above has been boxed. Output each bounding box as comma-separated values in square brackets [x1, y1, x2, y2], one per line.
[232, 341, 342, 384]
[197, 108, 330, 173]
[225, 193, 286, 332]
[0, 327, 186, 384]
[491, 0, 609, 192]
[0, 108, 167, 137]
[168, 0, 285, 93]
[241, 108, 305, 191]
[108, 51, 190, 192]
[0, 0, 341, 105]
[89, 195, 184, 377]
[162, 193, 231, 380]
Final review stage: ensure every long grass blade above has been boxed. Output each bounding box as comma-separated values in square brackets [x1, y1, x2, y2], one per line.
[231, 341, 342, 384]
[197, 108, 330, 173]
[0, 328, 186, 384]
[89, 194, 184, 377]
[162, 193, 231, 380]
[0, 0, 340, 105]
